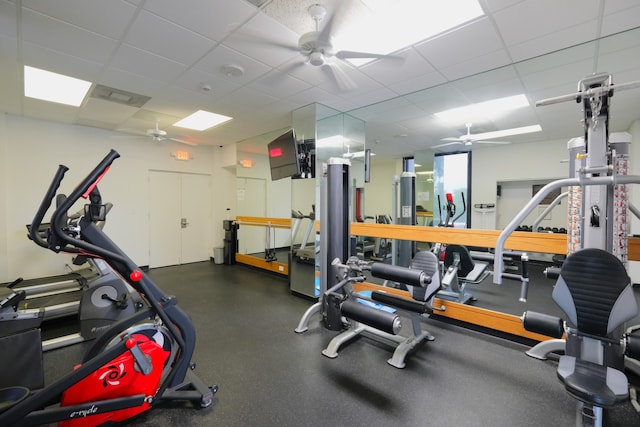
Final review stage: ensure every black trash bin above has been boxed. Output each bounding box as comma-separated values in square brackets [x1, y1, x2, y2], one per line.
[223, 220, 239, 265]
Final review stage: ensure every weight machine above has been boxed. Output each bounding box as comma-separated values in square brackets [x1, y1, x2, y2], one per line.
[494, 73, 640, 427]
[295, 159, 444, 368]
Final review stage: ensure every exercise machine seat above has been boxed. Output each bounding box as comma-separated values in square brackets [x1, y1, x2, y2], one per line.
[407, 251, 441, 302]
[552, 248, 638, 407]
[442, 244, 488, 284]
[443, 245, 475, 277]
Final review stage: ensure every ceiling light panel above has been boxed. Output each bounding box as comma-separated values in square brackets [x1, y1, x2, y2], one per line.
[24, 66, 92, 107]
[334, 0, 484, 65]
[173, 110, 233, 131]
[433, 94, 530, 123]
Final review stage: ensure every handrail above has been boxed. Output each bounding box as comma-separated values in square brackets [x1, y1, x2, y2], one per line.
[235, 216, 291, 229]
[494, 175, 640, 300]
[532, 191, 568, 232]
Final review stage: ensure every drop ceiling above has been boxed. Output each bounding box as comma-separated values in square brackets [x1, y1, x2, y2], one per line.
[0, 0, 639, 158]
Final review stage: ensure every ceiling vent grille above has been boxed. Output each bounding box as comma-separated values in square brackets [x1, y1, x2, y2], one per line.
[89, 84, 151, 108]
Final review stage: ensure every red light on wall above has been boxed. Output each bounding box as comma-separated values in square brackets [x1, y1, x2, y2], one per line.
[269, 147, 283, 158]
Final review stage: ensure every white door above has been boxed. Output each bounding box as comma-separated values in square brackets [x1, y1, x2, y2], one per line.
[236, 178, 266, 255]
[149, 171, 212, 268]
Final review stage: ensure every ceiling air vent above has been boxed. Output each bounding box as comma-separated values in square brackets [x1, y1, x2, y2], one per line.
[89, 84, 151, 108]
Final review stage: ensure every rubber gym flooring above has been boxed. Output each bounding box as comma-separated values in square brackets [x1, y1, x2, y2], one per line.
[43, 261, 640, 426]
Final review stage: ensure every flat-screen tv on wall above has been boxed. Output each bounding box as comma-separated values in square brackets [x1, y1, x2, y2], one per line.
[268, 129, 300, 181]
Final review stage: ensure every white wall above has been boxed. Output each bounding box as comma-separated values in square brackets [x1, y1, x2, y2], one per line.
[471, 138, 570, 229]
[363, 158, 402, 220]
[0, 114, 234, 282]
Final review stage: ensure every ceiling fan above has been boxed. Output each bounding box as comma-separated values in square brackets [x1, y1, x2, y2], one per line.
[261, 4, 402, 91]
[432, 123, 513, 150]
[119, 120, 198, 146]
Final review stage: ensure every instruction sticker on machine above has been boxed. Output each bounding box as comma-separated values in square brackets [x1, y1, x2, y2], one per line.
[402, 205, 412, 218]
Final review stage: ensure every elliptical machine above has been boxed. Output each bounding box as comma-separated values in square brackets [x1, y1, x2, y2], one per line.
[0, 150, 217, 426]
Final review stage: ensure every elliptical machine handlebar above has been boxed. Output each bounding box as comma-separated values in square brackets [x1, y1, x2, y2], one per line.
[31, 149, 130, 268]
[29, 164, 69, 249]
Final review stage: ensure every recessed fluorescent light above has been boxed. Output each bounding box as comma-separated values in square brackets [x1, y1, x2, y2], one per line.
[173, 110, 232, 131]
[24, 66, 91, 107]
[334, 0, 484, 66]
[434, 94, 530, 124]
[472, 124, 542, 140]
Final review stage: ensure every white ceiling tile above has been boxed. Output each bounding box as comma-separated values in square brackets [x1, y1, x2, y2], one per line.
[493, 0, 600, 46]
[514, 41, 596, 76]
[21, 9, 118, 64]
[124, 10, 214, 65]
[438, 49, 512, 81]
[354, 96, 414, 116]
[22, 0, 137, 39]
[97, 67, 166, 98]
[248, 69, 311, 98]
[600, 5, 640, 37]
[359, 49, 435, 86]
[339, 86, 398, 108]
[284, 86, 343, 107]
[143, 85, 222, 118]
[142, 0, 257, 41]
[22, 97, 79, 124]
[77, 98, 139, 124]
[597, 46, 640, 75]
[482, 0, 526, 13]
[196, 44, 272, 84]
[218, 87, 279, 109]
[451, 65, 518, 90]
[22, 41, 104, 81]
[110, 44, 187, 83]
[414, 17, 504, 70]
[519, 57, 595, 93]
[387, 71, 448, 96]
[175, 69, 241, 98]
[603, 0, 640, 14]
[507, 20, 601, 62]
[0, 1, 17, 38]
[223, 12, 301, 68]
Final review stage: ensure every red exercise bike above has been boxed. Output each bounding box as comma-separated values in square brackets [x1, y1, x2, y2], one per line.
[0, 150, 217, 426]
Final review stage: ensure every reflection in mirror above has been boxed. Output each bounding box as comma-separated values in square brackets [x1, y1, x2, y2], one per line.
[236, 127, 292, 262]
[343, 26, 640, 318]
[433, 152, 471, 228]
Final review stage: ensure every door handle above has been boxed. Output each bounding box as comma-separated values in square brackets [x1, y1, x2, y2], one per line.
[181, 218, 189, 228]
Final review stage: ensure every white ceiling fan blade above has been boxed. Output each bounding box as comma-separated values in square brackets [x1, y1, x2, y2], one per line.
[322, 62, 357, 91]
[335, 50, 403, 61]
[316, 3, 344, 46]
[440, 137, 464, 142]
[431, 141, 462, 149]
[229, 28, 299, 53]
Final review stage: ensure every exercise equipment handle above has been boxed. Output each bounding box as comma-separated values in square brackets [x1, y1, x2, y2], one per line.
[46, 150, 129, 264]
[51, 149, 120, 224]
[370, 262, 430, 287]
[371, 291, 432, 314]
[29, 164, 69, 248]
[627, 332, 640, 360]
[522, 311, 564, 339]
[340, 299, 401, 335]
